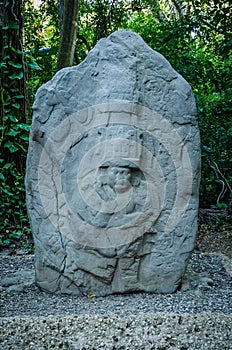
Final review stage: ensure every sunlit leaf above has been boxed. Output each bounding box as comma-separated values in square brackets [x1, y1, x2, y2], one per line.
[8, 61, 22, 68]
[9, 71, 23, 79]
[7, 129, 18, 137]
[18, 123, 30, 131]
[13, 95, 24, 99]
[27, 61, 42, 70]
[9, 115, 18, 122]
[20, 134, 29, 141]
[0, 173, 6, 181]
[4, 142, 19, 153]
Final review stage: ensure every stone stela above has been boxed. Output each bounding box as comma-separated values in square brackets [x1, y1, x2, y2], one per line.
[26, 30, 201, 296]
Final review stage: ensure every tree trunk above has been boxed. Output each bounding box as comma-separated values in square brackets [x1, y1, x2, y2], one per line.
[58, 0, 64, 34]
[0, 0, 26, 123]
[56, 0, 79, 71]
[172, 0, 185, 18]
[0, 0, 26, 172]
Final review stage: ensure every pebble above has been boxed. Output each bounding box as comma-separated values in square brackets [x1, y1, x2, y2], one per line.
[0, 313, 231, 349]
[0, 252, 231, 349]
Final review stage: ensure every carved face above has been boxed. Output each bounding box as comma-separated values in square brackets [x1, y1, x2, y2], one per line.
[108, 166, 131, 193]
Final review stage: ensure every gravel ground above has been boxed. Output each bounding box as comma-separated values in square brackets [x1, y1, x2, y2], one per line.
[1, 313, 232, 350]
[1, 252, 231, 317]
[0, 252, 231, 349]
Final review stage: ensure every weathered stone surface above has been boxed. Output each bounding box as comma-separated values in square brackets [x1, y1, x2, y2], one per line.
[26, 30, 201, 296]
[0, 270, 35, 293]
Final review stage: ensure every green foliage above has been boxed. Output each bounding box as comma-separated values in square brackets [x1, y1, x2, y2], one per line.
[23, 0, 59, 109]
[0, 161, 33, 252]
[123, 7, 232, 208]
[0, 0, 60, 252]
[0, 0, 35, 252]
[0, 0, 231, 252]
[75, 0, 130, 63]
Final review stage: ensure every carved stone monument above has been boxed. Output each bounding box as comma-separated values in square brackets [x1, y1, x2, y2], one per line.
[26, 30, 201, 295]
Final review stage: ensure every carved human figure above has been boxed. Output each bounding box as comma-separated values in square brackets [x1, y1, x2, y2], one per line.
[92, 162, 146, 227]
[96, 165, 132, 201]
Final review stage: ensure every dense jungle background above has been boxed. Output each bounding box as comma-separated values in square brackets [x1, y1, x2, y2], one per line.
[0, 0, 231, 253]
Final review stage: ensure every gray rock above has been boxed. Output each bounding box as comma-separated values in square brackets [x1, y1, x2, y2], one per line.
[213, 253, 232, 276]
[0, 270, 35, 293]
[26, 30, 201, 296]
[6, 284, 25, 293]
[181, 271, 214, 292]
[1, 277, 18, 288]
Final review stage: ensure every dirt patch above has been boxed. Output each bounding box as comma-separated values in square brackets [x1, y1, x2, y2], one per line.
[196, 224, 232, 258]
